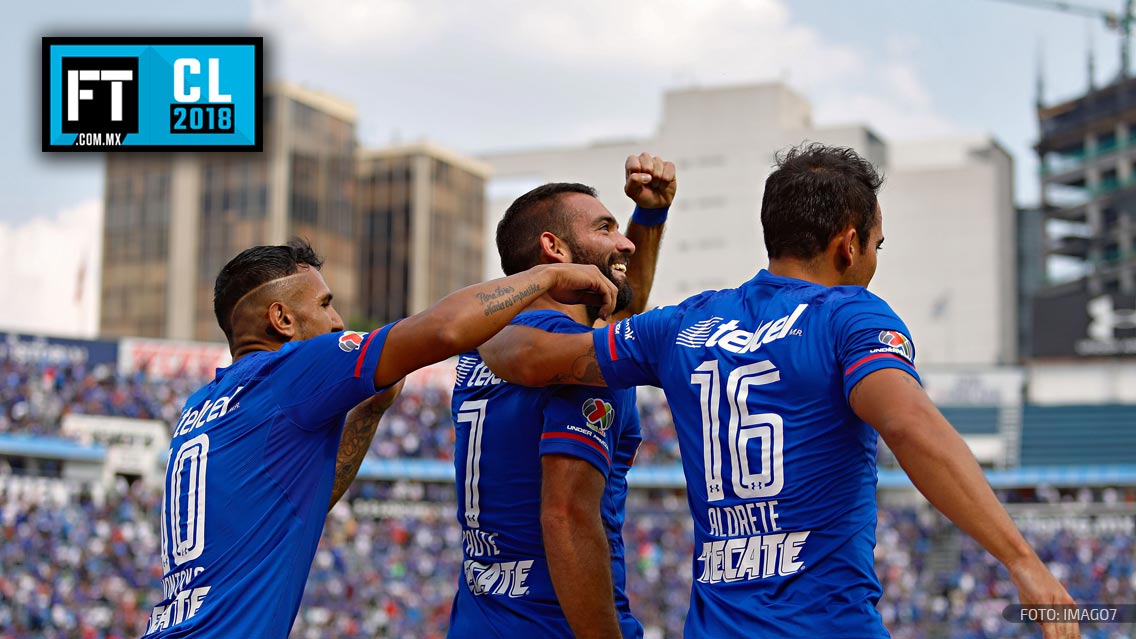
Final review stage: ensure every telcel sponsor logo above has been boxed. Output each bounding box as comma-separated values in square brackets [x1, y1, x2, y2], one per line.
[684, 304, 807, 353]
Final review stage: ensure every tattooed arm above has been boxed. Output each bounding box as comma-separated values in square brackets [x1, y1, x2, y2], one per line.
[850, 368, 1078, 638]
[479, 328, 607, 388]
[373, 263, 617, 389]
[328, 380, 404, 511]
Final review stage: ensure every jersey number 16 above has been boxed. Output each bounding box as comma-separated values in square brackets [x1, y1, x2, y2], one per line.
[691, 360, 785, 502]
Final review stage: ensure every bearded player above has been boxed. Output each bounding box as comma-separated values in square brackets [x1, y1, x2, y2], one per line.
[448, 153, 675, 638]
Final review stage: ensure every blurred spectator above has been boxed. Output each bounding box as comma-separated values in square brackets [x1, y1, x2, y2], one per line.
[0, 353, 687, 465]
[2, 347, 1134, 638]
[0, 473, 1132, 638]
[0, 359, 201, 438]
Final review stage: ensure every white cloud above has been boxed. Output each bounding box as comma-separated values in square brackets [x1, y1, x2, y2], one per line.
[0, 199, 102, 338]
[250, 0, 956, 151]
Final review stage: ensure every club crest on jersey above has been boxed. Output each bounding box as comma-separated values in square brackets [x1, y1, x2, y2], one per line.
[582, 398, 614, 433]
[338, 331, 367, 352]
[878, 330, 914, 361]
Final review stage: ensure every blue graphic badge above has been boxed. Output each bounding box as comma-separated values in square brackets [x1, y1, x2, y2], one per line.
[42, 37, 262, 151]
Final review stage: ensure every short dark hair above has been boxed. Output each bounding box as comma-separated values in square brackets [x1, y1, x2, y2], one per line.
[213, 238, 324, 340]
[760, 143, 884, 260]
[496, 183, 598, 275]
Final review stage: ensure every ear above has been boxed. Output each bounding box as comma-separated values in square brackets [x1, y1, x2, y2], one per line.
[834, 227, 858, 271]
[266, 300, 297, 340]
[538, 231, 571, 264]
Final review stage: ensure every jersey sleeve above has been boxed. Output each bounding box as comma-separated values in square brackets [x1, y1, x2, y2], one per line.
[510, 309, 592, 334]
[274, 323, 399, 431]
[832, 292, 921, 400]
[591, 306, 680, 389]
[539, 385, 621, 476]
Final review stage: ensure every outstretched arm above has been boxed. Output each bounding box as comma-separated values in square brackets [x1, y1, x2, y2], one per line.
[328, 379, 404, 511]
[851, 368, 1079, 639]
[479, 327, 606, 388]
[612, 152, 676, 322]
[374, 263, 617, 389]
[542, 455, 621, 639]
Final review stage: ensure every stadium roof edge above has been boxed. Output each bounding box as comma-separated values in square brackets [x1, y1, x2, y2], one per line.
[0, 434, 105, 462]
[353, 460, 1136, 489]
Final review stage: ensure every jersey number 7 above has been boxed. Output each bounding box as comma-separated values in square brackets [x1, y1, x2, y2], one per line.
[457, 400, 488, 528]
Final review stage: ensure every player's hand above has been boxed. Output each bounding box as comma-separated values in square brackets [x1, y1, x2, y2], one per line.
[1008, 555, 1080, 639]
[624, 152, 677, 210]
[536, 263, 618, 320]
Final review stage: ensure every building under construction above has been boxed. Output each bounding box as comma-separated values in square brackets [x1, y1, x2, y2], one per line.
[1033, 69, 1136, 357]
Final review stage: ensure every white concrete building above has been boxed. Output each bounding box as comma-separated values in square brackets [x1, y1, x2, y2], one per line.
[481, 83, 1016, 366]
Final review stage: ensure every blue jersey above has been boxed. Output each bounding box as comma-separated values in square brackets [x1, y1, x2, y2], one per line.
[142, 326, 395, 638]
[592, 270, 920, 639]
[448, 310, 643, 639]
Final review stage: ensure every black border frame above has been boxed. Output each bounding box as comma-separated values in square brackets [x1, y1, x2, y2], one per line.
[41, 36, 264, 152]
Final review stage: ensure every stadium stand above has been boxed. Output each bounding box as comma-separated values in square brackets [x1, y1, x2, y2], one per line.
[1021, 404, 1136, 466]
[1, 333, 1135, 638]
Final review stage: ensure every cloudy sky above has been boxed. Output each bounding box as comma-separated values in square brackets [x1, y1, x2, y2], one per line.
[2, 0, 1122, 335]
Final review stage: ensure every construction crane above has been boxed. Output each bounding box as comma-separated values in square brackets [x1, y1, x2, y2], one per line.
[985, 0, 1135, 76]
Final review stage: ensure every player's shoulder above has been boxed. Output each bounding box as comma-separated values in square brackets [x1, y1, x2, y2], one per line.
[182, 382, 216, 410]
[510, 309, 590, 334]
[277, 330, 375, 361]
[645, 286, 732, 326]
[822, 285, 903, 319]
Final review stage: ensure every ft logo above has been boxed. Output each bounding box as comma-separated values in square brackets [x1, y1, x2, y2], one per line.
[61, 56, 139, 144]
[43, 37, 262, 152]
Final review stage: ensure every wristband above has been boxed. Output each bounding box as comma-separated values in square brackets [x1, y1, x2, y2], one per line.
[631, 205, 669, 227]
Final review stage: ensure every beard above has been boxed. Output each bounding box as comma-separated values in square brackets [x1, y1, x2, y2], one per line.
[566, 239, 634, 322]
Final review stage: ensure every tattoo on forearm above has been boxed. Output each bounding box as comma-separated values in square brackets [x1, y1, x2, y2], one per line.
[475, 285, 515, 303]
[547, 345, 604, 385]
[482, 282, 541, 316]
[330, 396, 388, 508]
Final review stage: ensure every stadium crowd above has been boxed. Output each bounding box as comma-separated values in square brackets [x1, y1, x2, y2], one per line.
[0, 473, 1133, 638]
[0, 357, 686, 465]
[0, 358, 197, 438]
[2, 352, 1136, 637]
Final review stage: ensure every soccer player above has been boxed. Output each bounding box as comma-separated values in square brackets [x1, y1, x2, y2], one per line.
[480, 144, 1080, 639]
[141, 240, 618, 638]
[447, 154, 676, 639]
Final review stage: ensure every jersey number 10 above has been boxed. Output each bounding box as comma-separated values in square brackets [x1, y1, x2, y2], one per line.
[161, 434, 210, 573]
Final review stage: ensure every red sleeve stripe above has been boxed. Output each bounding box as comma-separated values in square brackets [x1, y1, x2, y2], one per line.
[844, 352, 910, 377]
[607, 323, 618, 361]
[354, 330, 381, 378]
[541, 432, 611, 466]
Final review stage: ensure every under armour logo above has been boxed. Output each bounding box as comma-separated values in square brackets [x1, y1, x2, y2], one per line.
[1087, 295, 1136, 341]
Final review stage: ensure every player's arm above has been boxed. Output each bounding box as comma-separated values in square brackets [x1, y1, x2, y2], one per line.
[373, 263, 616, 389]
[480, 328, 607, 388]
[850, 369, 1080, 639]
[328, 379, 404, 511]
[541, 454, 622, 639]
[610, 152, 676, 322]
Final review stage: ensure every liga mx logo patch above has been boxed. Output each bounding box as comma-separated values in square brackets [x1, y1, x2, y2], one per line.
[878, 330, 914, 362]
[581, 398, 614, 434]
[338, 331, 367, 352]
[42, 37, 262, 151]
